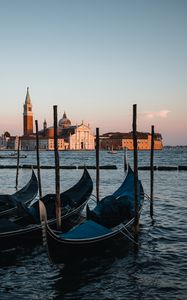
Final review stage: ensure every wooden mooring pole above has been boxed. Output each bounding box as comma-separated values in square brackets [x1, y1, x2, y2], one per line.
[150, 125, 154, 219]
[124, 147, 128, 172]
[96, 127, 100, 203]
[53, 105, 61, 229]
[133, 104, 139, 234]
[35, 120, 42, 199]
[15, 136, 20, 190]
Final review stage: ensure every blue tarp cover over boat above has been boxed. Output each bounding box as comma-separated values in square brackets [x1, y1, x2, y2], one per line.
[61, 220, 112, 239]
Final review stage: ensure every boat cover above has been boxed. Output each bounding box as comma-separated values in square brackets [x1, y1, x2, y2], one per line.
[88, 167, 144, 228]
[59, 220, 111, 239]
[88, 195, 133, 228]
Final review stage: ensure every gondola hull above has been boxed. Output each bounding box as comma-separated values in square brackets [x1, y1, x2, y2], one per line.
[42, 166, 144, 264]
[0, 168, 93, 251]
[0, 169, 38, 218]
[46, 219, 134, 264]
[0, 201, 86, 251]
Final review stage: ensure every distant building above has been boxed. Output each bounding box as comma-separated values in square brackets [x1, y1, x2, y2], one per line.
[7, 136, 20, 150]
[0, 132, 12, 149]
[100, 132, 163, 150]
[2, 88, 163, 151]
[0, 134, 7, 149]
[21, 136, 65, 151]
[58, 114, 95, 150]
[70, 123, 95, 150]
[21, 88, 95, 150]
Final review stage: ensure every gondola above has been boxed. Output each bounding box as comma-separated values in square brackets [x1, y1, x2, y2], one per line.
[0, 169, 38, 218]
[40, 166, 144, 264]
[0, 168, 93, 251]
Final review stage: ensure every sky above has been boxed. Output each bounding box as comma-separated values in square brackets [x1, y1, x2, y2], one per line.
[0, 0, 186, 145]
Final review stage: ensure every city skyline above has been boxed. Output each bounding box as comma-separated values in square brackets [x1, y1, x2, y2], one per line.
[0, 0, 186, 145]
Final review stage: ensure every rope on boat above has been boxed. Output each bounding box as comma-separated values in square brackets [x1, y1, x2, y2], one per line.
[144, 193, 159, 201]
[144, 193, 151, 200]
[89, 194, 97, 203]
[41, 219, 54, 264]
[118, 225, 139, 245]
[41, 220, 47, 247]
[115, 219, 139, 245]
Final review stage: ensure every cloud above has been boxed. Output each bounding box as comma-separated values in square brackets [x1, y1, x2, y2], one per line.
[142, 110, 170, 119]
[157, 110, 170, 118]
[146, 113, 154, 119]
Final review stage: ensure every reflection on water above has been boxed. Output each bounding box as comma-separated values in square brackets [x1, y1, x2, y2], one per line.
[0, 148, 187, 299]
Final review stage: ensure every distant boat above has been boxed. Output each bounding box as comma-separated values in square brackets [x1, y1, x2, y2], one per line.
[107, 146, 117, 154]
[0, 152, 27, 159]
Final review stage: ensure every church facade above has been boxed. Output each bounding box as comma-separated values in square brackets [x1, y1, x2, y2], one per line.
[21, 88, 95, 150]
[69, 123, 95, 150]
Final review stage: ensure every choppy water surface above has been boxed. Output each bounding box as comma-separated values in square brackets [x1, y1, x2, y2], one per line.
[0, 148, 187, 299]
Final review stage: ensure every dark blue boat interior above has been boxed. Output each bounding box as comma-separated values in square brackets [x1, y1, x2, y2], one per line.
[87, 195, 134, 228]
[87, 167, 144, 228]
[60, 220, 112, 239]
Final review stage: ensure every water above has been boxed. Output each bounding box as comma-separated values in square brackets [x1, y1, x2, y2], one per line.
[0, 148, 187, 299]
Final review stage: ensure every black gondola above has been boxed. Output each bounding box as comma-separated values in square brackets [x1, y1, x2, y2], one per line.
[0, 168, 93, 251]
[41, 166, 144, 264]
[0, 169, 38, 219]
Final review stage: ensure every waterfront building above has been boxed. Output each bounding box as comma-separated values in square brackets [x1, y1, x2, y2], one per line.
[40, 113, 95, 150]
[7, 136, 20, 150]
[21, 136, 65, 151]
[58, 114, 95, 150]
[0, 132, 10, 149]
[100, 132, 163, 150]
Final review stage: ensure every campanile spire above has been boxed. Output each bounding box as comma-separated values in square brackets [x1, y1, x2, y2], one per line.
[25, 87, 31, 104]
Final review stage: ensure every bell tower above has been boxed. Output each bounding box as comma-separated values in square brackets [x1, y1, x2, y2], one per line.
[23, 87, 33, 136]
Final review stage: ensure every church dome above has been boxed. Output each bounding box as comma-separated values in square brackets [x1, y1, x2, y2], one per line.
[59, 112, 71, 129]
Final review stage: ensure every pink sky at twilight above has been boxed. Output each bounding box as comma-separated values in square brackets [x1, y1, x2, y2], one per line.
[0, 1, 186, 146]
[2, 104, 186, 146]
